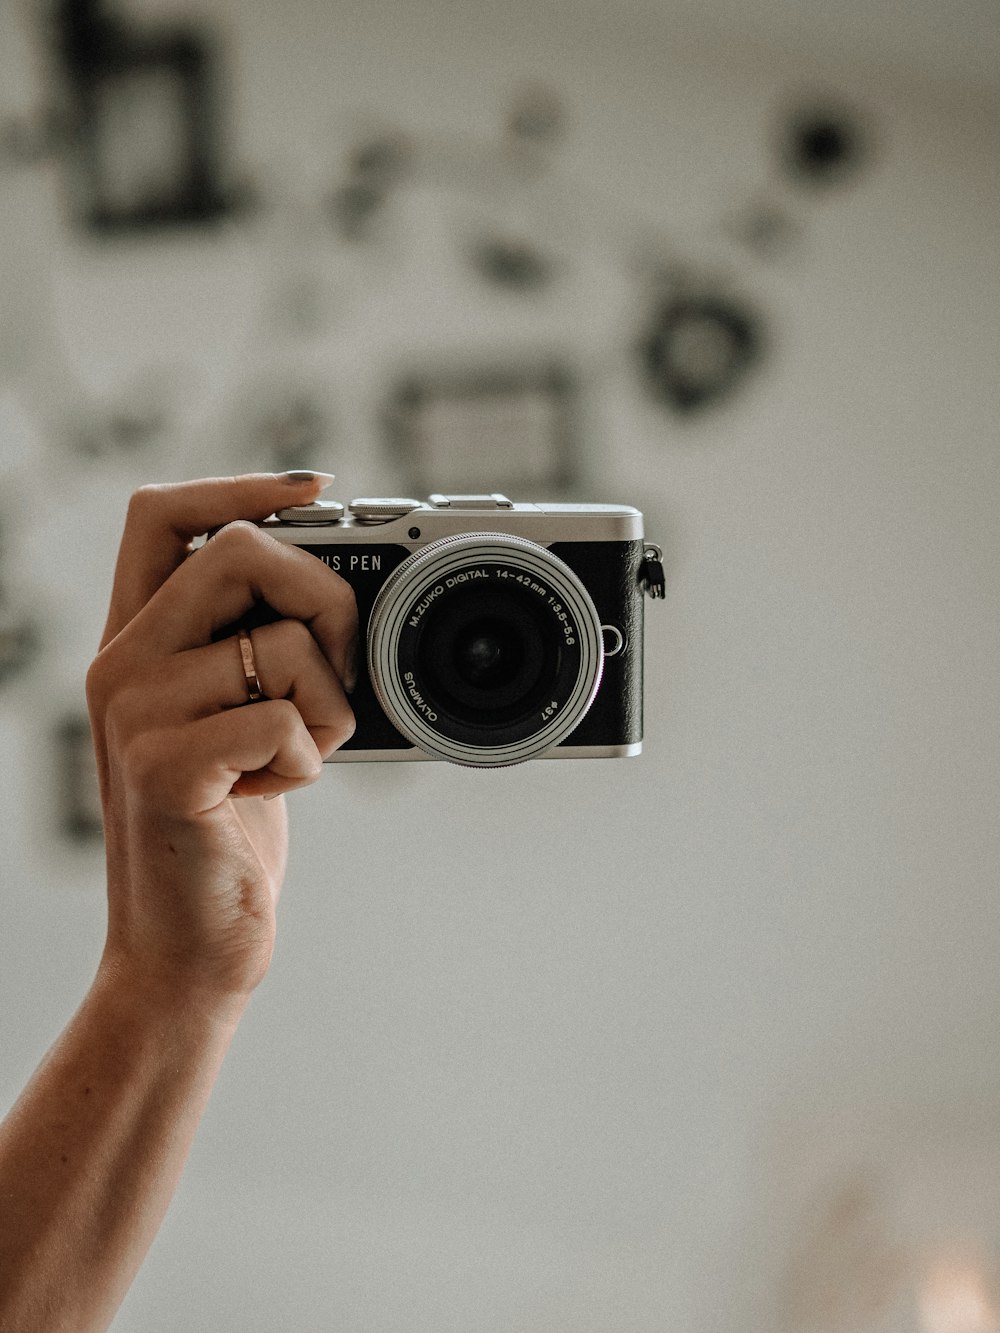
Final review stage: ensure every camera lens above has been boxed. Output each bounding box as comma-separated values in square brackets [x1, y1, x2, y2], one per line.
[458, 626, 509, 685]
[367, 534, 604, 766]
[418, 587, 552, 719]
[450, 619, 537, 694]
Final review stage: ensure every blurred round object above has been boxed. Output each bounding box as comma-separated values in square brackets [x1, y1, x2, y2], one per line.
[780, 101, 871, 188]
[330, 129, 411, 242]
[638, 293, 763, 412]
[505, 81, 566, 145]
[346, 130, 412, 182]
[471, 235, 554, 291]
[725, 195, 805, 260]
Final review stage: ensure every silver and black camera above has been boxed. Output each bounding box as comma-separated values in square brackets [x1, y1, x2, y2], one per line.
[259, 492, 663, 767]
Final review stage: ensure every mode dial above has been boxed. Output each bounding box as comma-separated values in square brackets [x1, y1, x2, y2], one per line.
[349, 498, 422, 524]
[275, 500, 345, 525]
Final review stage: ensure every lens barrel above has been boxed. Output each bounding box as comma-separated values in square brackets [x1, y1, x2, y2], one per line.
[367, 533, 604, 766]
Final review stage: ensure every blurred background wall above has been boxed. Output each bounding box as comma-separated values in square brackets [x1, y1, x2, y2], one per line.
[1, 1, 998, 1329]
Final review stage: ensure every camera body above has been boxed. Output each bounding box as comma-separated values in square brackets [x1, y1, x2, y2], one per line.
[258, 492, 659, 767]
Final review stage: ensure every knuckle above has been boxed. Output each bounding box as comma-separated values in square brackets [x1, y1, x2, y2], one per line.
[270, 617, 314, 655]
[86, 645, 134, 718]
[126, 484, 167, 523]
[329, 568, 358, 605]
[338, 707, 357, 745]
[85, 651, 110, 710]
[287, 542, 355, 599]
[269, 696, 303, 733]
[322, 572, 359, 625]
[320, 705, 356, 757]
[212, 519, 262, 557]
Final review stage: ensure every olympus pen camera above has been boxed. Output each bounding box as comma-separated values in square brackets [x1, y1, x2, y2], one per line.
[258, 493, 664, 767]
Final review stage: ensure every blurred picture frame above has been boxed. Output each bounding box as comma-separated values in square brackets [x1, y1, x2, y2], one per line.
[384, 362, 580, 496]
[57, 2, 231, 232]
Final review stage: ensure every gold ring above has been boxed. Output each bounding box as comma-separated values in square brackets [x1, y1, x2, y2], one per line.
[237, 628, 265, 703]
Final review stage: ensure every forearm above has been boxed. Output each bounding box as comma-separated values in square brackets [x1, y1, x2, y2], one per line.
[0, 956, 245, 1333]
[0, 472, 353, 1328]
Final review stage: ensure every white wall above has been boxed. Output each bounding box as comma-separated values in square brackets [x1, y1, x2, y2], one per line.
[1, 2, 998, 1329]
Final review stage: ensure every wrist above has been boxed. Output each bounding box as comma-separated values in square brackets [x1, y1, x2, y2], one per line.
[95, 945, 253, 1039]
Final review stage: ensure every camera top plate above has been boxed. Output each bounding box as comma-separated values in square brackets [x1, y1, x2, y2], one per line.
[264, 493, 644, 544]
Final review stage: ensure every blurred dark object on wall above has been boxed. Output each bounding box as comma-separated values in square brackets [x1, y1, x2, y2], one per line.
[724, 194, 806, 261]
[470, 236, 555, 292]
[0, 595, 41, 689]
[504, 81, 566, 148]
[57, 714, 103, 842]
[53, 0, 235, 232]
[0, 107, 64, 167]
[638, 290, 764, 413]
[780, 100, 872, 189]
[330, 131, 412, 242]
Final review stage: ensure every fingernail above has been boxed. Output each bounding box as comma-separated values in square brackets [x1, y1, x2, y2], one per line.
[282, 470, 336, 490]
[263, 791, 284, 802]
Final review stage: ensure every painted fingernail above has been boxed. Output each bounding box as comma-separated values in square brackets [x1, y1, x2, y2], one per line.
[282, 470, 336, 490]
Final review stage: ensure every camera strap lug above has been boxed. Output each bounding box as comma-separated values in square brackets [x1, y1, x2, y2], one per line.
[639, 543, 666, 599]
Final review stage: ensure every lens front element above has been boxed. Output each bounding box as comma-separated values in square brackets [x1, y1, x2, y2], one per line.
[368, 534, 604, 766]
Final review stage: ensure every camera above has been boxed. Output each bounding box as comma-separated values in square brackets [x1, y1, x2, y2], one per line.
[258, 492, 663, 767]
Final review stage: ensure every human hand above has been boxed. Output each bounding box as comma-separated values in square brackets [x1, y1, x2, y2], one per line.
[86, 474, 358, 1014]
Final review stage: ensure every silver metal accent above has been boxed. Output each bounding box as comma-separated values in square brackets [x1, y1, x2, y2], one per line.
[366, 532, 604, 767]
[428, 493, 514, 509]
[601, 624, 626, 657]
[275, 500, 345, 525]
[324, 742, 642, 763]
[539, 741, 642, 759]
[267, 501, 644, 544]
[349, 498, 422, 524]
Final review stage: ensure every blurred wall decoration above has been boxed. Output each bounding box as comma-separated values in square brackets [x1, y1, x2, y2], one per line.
[54, 0, 235, 232]
[385, 362, 579, 494]
[1, 0, 999, 1330]
[2, 0, 880, 504]
[56, 712, 103, 842]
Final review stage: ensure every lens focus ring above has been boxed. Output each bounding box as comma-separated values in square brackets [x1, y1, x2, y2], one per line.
[367, 533, 604, 767]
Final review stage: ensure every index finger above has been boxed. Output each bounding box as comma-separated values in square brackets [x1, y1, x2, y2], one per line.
[101, 471, 335, 648]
